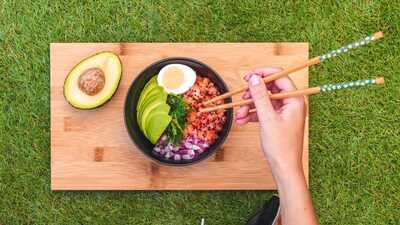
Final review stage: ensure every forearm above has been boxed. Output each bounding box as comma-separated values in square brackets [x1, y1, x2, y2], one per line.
[272, 162, 318, 225]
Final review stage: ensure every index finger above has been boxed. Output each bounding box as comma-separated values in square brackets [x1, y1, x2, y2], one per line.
[244, 67, 282, 81]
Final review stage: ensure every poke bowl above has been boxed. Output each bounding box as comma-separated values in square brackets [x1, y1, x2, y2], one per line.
[124, 57, 233, 166]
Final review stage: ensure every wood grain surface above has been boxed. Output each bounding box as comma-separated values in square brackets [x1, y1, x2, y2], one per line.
[50, 43, 309, 190]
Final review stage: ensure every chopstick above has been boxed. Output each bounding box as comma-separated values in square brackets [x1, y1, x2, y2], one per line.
[199, 77, 385, 113]
[203, 31, 384, 105]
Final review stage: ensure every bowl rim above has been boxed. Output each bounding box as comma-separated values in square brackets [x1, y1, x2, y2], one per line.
[123, 57, 233, 166]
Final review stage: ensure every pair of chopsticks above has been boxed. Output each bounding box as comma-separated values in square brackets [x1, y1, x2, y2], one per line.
[199, 31, 384, 113]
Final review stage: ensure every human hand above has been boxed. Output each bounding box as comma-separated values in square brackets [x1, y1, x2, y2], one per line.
[235, 68, 306, 176]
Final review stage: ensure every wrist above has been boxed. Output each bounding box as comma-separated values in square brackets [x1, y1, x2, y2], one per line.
[267, 156, 304, 183]
[272, 164, 306, 190]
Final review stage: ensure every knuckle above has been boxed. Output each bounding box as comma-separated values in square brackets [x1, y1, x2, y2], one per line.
[251, 91, 267, 100]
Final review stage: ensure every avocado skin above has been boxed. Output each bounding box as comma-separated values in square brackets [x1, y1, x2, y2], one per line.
[62, 51, 122, 110]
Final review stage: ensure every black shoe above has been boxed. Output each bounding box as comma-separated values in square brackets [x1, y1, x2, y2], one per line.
[246, 195, 280, 225]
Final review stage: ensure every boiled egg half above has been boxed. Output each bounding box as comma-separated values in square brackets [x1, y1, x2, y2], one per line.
[157, 64, 196, 94]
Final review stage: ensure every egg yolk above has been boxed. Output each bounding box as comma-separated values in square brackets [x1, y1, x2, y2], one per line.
[162, 66, 184, 89]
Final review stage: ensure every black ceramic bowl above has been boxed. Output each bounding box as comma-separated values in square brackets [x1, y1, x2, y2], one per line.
[124, 57, 233, 166]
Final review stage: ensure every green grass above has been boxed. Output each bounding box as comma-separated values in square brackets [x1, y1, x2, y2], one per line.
[0, 0, 399, 224]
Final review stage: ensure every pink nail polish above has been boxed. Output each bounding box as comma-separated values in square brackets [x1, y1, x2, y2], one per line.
[249, 75, 260, 86]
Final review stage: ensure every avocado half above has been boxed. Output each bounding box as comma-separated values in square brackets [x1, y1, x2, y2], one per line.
[63, 51, 122, 109]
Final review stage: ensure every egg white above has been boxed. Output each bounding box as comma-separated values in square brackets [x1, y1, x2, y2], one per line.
[157, 64, 196, 94]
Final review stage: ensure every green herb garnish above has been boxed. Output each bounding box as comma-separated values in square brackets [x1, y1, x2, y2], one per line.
[165, 94, 190, 144]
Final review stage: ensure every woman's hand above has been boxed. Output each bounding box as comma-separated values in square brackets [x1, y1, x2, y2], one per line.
[235, 68, 306, 175]
[235, 68, 318, 225]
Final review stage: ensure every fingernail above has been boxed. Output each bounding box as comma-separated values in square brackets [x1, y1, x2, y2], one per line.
[249, 75, 260, 86]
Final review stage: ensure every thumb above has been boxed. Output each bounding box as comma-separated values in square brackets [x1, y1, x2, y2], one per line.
[248, 75, 276, 122]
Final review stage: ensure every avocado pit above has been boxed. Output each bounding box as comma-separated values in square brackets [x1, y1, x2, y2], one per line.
[78, 68, 105, 96]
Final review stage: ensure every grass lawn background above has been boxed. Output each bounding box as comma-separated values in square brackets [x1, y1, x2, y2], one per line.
[0, 0, 399, 224]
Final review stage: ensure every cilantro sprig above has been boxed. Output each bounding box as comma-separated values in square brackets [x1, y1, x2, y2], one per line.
[165, 94, 190, 144]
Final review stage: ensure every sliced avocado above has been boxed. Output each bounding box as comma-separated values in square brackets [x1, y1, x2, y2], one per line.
[138, 98, 165, 132]
[145, 112, 172, 144]
[137, 91, 168, 121]
[64, 51, 122, 109]
[143, 76, 158, 90]
[137, 76, 158, 110]
[137, 86, 164, 114]
[140, 103, 170, 136]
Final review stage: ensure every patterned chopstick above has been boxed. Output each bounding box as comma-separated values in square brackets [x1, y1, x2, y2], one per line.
[204, 31, 384, 105]
[199, 77, 384, 113]
[320, 77, 383, 92]
[244, 77, 385, 113]
[320, 32, 383, 61]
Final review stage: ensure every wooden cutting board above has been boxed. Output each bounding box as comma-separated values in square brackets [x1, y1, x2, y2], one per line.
[51, 43, 309, 190]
